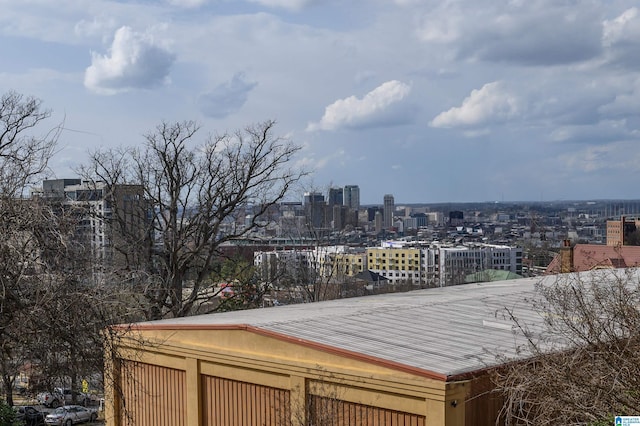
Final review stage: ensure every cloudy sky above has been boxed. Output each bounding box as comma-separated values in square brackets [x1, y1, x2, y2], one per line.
[3, 0, 640, 204]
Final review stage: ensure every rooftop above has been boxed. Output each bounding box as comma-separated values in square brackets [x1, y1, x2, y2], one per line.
[134, 270, 630, 380]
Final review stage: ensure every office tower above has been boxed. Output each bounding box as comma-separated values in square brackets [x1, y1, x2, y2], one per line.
[383, 194, 394, 229]
[374, 211, 383, 233]
[327, 187, 343, 207]
[304, 191, 325, 228]
[344, 185, 360, 210]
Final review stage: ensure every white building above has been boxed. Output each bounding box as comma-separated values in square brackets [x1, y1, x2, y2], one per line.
[437, 243, 522, 286]
[367, 241, 522, 287]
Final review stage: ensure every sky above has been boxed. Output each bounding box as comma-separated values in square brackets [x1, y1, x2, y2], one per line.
[3, 0, 640, 204]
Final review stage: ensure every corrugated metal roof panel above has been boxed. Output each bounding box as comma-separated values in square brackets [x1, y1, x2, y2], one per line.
[139, 270, 636, 378]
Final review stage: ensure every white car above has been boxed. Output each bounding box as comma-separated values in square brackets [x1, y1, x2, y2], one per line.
[37, 388, 89, 408]
[44, 405, 98, 425]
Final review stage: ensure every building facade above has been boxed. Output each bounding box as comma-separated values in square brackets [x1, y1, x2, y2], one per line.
[303, 192, 326, 229]
[606, 216, 640, 246]
[383, 194, 394, 229]
[366, 241, 522, 287]
[33, 179, 148, 266]
[343, 185, 360, 211]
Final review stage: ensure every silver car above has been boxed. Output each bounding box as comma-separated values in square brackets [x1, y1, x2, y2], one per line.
[44, 405, 98, 425]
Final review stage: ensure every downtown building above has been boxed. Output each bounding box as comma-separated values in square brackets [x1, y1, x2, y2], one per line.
[32, 179, 149, 268]
[255, 240, 522, 291]
[367, 241, 523, 287]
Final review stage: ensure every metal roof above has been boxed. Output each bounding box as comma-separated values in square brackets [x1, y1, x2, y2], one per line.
[136, 272, 609, 379]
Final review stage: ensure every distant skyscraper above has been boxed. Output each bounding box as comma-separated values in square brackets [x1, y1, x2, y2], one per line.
[304, 191, 325, 228]
[343, 185, 360, 210]
[327, 187, 343, 207]
[304, 192, 324, 206]
[383, 194, 394, 229]
[374, 211, 383, 233]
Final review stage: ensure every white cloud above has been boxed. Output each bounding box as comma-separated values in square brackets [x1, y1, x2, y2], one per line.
[84, 26, 175, 95]
[307, 80, 411, 131]
[166, 0, 209, 8]
[198, 73, 258, 118]
[602, 8, 639, 47]
[600, 8, 640, 68]
[561, 144, 620, 173]
[417, 7, 462, 43]
[430, 81, 519, 128]
[74, 17, 118, 41]
[416, 1, 602, 66]
[247, 0, 316, 12]
[550, 120, 632, 144]
[394, 0, 425, 5]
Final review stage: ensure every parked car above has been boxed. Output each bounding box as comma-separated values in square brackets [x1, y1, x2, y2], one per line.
[44, 405, 97, 425]
[36, 390, 62, 408]
[37, 388, 89, 408]
[14, 405, 45, 426]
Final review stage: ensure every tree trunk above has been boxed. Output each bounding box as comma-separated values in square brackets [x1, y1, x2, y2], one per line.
[3, 375, 13, 406]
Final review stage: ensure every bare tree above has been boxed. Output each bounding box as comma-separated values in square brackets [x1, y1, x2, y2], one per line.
[0, 91, 135, 406]
[0, 91, 60, 405]
[0, 91, 58, 196]
[82, 120, 304, 319]
[494, 269, 640, 425]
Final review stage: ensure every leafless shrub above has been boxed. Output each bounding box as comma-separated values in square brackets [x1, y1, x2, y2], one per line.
[494, 269, 640, 425]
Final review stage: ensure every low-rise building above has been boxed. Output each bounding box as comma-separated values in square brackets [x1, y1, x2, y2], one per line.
[366, 241, 522, 287]
[105, 273, 589, 426]
[546, 240, 640, 273]
[606, 216, 640, 246]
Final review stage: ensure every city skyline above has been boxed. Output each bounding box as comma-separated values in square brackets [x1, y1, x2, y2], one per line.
[2, 2, 640, 204]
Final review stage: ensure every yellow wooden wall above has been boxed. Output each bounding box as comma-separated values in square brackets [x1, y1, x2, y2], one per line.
[201, 374, 291, 426]
[119, 361, 186, 426]
[308, 395, 426, 426]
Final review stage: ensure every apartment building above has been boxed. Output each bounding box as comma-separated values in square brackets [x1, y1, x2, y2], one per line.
[254, 249, 315, 286]
[254, 246, 367, 285]
[367, 241, 522, 287]
[315, 246, 367, 278]
[33, 179, 148, 265]
[366, 243, 437, 286]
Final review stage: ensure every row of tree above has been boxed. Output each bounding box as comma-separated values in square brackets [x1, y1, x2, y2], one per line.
[0, 90, 304, 406]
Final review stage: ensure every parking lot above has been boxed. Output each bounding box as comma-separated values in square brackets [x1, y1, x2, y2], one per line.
[14, 396, 105, 425]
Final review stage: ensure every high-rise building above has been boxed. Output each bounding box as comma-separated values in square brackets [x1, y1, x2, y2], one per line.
[374, 211, 383, 234]
[383, 194, 394, 229]
[326, 187, 343, 226]
[327, 187, 343, 207]
[304, 191, 325, 228]
[343, 185, 360, 210]
[33, 179, 149, 268]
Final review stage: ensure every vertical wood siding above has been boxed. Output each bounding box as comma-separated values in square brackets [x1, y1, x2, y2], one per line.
[464, 375, 504, 426]
[201, 374, 291, 426]
[308, 395, 426, 426]
[119, 360, 186, 426]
